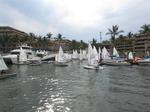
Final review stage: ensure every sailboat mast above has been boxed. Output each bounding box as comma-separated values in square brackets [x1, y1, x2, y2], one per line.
[99, 32, 102, 63]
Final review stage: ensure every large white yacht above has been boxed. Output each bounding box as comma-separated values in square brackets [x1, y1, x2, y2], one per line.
[3, 44, 35, 64]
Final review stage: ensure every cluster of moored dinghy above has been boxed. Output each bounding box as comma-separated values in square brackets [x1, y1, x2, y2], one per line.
[54, 43, 150, 68]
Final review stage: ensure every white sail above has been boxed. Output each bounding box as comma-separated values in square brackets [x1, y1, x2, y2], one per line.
[0, 54, 8, 71]
[128, 51, 133, 60]
[93, 46, 99, 60]
[72, 50, 74, 56]
[102, 47, 111, 60]
[90, 46, 99, 66]
[75, 50, 78, 59]
[88, 43, 93, 65]
[57, 46, 66, 63]
[59, 46, 64, 55]
[66, 54, 72, 61]
[19, 47, 27, 62]
[87, 44, 99, 66]
[113, 47, 119, 57]
[79, 49, 83, 60]
[55, 54, 58, 62]
[72, 50, 78, 59]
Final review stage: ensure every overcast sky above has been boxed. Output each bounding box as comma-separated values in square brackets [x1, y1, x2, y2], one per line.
[0, 0, 150, 41]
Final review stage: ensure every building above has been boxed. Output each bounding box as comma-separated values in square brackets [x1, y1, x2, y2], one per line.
[134, 33, 150, 57]
[115, 38, 134, 53]
[0, 26, 27, 37]
[48, 39, 72, 51]
[114, 33, 150, 57]
[0, 26, 28, 52]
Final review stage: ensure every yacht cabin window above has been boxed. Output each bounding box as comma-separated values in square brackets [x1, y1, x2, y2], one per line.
[22, 47, 31, 50]
[11, 52, 20, 55]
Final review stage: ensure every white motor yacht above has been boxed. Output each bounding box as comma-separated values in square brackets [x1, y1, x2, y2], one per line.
[3, 44, 34, 64]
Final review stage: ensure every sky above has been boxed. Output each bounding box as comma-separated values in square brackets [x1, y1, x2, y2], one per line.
[0, 0, 150, 42]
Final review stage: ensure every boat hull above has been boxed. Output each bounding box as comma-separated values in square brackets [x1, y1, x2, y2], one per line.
[0, 73, 17, 80]
[138, 62, 150, 66]
[3, 55, 18, 64]
[29, 61, 41, 66]
[28, 58, 42, 66]
[55, 62, 68, 67]
[103, 61, 131, 66]
[83, 65, 103, 70]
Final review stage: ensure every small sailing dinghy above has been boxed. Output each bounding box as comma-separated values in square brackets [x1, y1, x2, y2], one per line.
[55, 46, 68, 67]
[83, 44, 103, 70]
[103, 47, 131, 66]
[101, 47, 111, 65]
[127, 51, 138, 65]
[72, 50, 79, 60]
[0, 54, 16, 80]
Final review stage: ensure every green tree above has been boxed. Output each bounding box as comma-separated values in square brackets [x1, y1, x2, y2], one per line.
[106, 25, 124, 44]
[69, 40, 86, 50]
[102, 40, 111, 44]
[127, 32, 134, 39]
[28, 33, 37, 45]
[80, 40, 87, 49]
[118, 35, 125, 41]
[139, 24, 150, 34]
[91, 38, 97, 46]
[57, 33, 62, 41]
[70, 40, 79, 50]
[46, 33, 52, 40]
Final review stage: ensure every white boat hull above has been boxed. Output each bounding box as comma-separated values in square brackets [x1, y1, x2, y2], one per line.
[104, 62, 131, 66]
[83, 65, 103, 70]
[102, 60, 131, 66]
[3, 55, 18, 64]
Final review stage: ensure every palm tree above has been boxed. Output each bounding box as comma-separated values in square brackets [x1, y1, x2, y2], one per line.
[54, 33, 65, 41]
[57, 33, 62, 41]
[106, 25, 124, 44]
[127, 32, 134, 39]
[139, 24, 150, 34]
[46, 33, 52, 40]
[102, 40, 111, 44]
[28, 33, 36, 45]
[91, 38, 97, 47]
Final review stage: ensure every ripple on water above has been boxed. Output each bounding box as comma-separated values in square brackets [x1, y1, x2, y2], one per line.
[0, 62, 150, 112]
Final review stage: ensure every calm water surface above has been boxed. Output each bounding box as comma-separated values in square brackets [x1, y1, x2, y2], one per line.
[0, 61, 150, 112]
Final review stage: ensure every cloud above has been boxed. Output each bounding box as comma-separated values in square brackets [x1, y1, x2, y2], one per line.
[43, 0, 131, 29]
[0, 0, 58, 35]
[0, 0, 150, 41]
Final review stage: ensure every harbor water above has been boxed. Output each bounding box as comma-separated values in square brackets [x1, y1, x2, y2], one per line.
[0, 61, 150, 112]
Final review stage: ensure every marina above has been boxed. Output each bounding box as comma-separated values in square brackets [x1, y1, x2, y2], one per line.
[0, 0, 150, 111]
